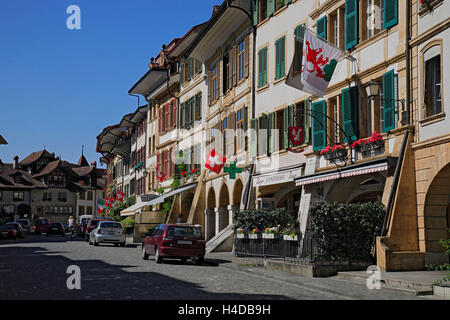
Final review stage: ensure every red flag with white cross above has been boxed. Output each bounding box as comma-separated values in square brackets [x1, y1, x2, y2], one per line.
[205, 149, 226, 174]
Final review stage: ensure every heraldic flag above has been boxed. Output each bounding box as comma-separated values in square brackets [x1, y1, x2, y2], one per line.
[300, 29, 343, 97]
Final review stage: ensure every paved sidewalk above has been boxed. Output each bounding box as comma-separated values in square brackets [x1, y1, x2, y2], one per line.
[205, 251, 448, 297]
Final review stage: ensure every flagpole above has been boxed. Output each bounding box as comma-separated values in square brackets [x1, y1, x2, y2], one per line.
[295, 25, 356, 62]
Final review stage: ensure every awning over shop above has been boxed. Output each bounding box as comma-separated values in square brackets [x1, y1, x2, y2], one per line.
[294, 160, 389, 187]
[119, 183, 197, 216]
[145, 183, 197, 206]
[120, 202, 144, 216]
[253, 167, 303, 187]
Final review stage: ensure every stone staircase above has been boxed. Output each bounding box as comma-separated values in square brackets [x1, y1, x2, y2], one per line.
[206, 224, 234, 253]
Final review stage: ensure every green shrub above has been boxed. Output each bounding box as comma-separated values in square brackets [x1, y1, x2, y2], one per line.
[233, 208, 297, 233]
[310, 201, 385, 261]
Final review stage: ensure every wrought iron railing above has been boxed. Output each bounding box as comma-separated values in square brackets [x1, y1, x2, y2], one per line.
[234, 232, 315, 263]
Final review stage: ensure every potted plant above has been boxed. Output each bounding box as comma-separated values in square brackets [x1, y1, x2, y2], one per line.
[320, 146, 333, 160]
[262, 226, 280, 239]
[236, 227, 247, 239]
[358, 131, 385, 157]
[283, 226, 299, 241]
[248, 228, 261, 239]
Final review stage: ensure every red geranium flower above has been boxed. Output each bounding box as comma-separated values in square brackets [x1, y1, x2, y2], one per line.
[352, 139, 366, 148]
[320, 146, 333, 155]
[332, 144, 345, 152]
[191, 168, 198, 173]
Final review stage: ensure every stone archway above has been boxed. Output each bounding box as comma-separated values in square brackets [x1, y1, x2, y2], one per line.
[422, 163, 450, 264]
[326, 173, 386, 203]
[232, 179, 244, 208]
[205, 187, 217, 241]
[217, 183, 230, 233]
[219, 183, 230, 208]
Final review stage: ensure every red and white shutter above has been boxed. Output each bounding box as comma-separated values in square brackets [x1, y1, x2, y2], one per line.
[172, 99, 177, 127]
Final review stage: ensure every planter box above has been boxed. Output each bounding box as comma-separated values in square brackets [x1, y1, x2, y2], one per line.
[248, 233, 261, 239]
[236, 233, 247, 239]
[262, 233, 279, 239]
[283, 235, 298, 241]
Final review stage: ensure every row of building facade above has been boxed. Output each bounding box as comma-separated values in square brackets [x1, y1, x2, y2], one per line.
[0, 150, 106, 224]
[96, 0, 450, 271]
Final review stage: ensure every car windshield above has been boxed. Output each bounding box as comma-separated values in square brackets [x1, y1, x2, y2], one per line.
[166, 226, 201, 238]
[89, 220, 103, 227]
[0, 225, 14, 230]
[99, 222, 122, 229]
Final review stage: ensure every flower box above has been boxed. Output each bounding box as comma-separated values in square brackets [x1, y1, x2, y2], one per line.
[236, 233, 247, 239]
[283, 235, 298, 241]
[262, 233, 279, 239]
[248, 233, 261, 240]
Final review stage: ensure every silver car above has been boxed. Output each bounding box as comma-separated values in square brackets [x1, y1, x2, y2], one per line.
[89, 221, 126, 247]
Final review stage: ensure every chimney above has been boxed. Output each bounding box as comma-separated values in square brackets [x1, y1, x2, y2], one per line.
[90, 161, 97, 168]
[13, 156, 19, 169]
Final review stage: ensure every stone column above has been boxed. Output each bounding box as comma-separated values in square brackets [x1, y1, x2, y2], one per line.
[204, 209, 215, 241]
[227, 205, 238, 226]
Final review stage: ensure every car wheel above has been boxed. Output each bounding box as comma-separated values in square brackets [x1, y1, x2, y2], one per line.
[142, 246, 149, 260]
[114, 244, 119, 247]
[94, 239, 99, 246]
[155, 247, 163, 264]
[196, 257, 204, 265]
[120, 242, 126, 247]
[181, 258, 187, 263]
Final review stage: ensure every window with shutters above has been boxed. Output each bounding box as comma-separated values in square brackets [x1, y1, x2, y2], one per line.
[276, 109, 284, 152]
[312, 100, 327, 151]
[275, 0, 285, 11]
[317, 16, 327, 41]
[345, 0, 359, 50]
[259, 0, 267, 23]
[329, 12, 338, 46]
[236, 108, 245, 152]
[294, 101, 312, 146]
[258, 47, 268, 88]
[363, 0, 383, 40]
[238, 38, 246, 81]
[294, 25, 305, 74]
[275, 36, 286, 80]
[424, 52, 442, 118]
[223, 52, 230, 93]
[223, 117, 228, 155]
[211, 63, 219, 102]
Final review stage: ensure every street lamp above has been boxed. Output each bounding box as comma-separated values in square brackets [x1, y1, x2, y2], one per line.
[365, 80, 380, 99]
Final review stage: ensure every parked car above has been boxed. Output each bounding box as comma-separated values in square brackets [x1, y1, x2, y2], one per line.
[84, 218, 111, 242]
[33, 218, 51, 235]
[17, 219, 31, 234]
[78, 215, 92, 237]
[6, 222, 26, 238]
[0, 224, 17, 239]
[142, 224, 205, 264]
[89, 221, 126, 247]
[46, 223, 66, 237]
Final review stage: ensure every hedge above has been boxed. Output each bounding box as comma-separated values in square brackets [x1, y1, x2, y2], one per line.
[233, 208, 298, 233]
[310, 201, 385, 262]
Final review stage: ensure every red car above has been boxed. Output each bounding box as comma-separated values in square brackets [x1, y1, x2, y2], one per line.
[0, 225, 17, 239]
[84, 218, 111, 242]
[142, 224, 205, 264]
[33, 218, 51, 235]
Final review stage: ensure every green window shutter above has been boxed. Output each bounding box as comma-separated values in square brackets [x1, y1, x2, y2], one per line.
[258, 49, 263, 87]
[285, 0, 292, 4]
[180, 59, 184, 83]
[263, 47, 267, 86]
[384, 0, 398, 29]
[267, 0, 275, 17]
[345, 0, 358, 50]
[250, 118, 258, 158]
[180, 102, 185, 128]
[283, 106, 289, 149]
[280, 37, 286, 78]
[275, 39, 280, 79]
[252, 0, 258, 26]
[341, 86, 359, 143]
[294, 25, 305, 72]
[288, 104, 294, 147]
[312, 100, 327, 151]
[260, 114, 269, 155]
[317, 16, 327, 41]
[382, 70, 396, 132]
[304, 99, 311, 144]
[195, 93, 202, 121]
[268, 112, 275, 153]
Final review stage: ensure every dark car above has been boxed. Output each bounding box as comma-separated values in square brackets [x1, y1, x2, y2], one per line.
[17, 219, 31, 234]
[6, 222, 26, 238]
[142, 224, 205, 264]
[0, 225, 17, 239]
[33, 218, 51, 235]
[46, 223, 66, 237]
[84, 218, 111, 242]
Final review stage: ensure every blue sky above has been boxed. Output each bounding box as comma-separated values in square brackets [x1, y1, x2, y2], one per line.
[0, 0, 220, 167]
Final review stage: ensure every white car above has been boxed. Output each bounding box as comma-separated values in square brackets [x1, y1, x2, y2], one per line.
[89, 221, 126, 247]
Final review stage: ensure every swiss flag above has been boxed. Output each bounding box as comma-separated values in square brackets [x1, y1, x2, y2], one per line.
[205, 149, 226, 174]
[116, 190, 125, 202]
[157, 168, 166, 182]
[289, 127, 303, 146]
